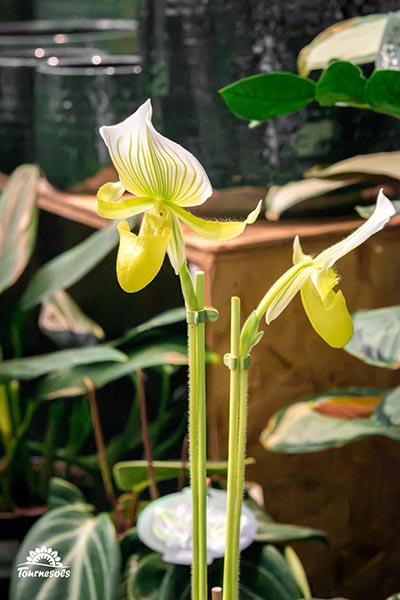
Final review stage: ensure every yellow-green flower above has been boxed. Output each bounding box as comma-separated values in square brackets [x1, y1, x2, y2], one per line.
[97, 99, 260, 293]
[263, 190, 395, 347]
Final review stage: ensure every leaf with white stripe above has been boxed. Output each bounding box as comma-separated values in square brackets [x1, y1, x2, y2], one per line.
[10, 503, 120, 600]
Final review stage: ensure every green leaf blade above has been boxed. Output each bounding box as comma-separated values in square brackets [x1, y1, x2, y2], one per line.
[0, 345, 127, 382]
[10, 504, 120, 600]
[220, 72, 316, 121]
[364, 69, 400, 117]
[315, 60, 367, 107]
[0, 165, 40, 295]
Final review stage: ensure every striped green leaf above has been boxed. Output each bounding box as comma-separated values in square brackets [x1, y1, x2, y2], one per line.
[10, 504, 120, 600]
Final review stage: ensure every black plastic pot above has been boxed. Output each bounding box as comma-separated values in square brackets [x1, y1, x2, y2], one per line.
[34, 0, 143, 20]
[0, 48, 100, 174]
[34, 55, 146, 189]
[0, 19, 139, 55]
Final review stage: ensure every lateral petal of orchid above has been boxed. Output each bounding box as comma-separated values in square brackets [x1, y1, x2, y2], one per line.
[116, 220, 171, 293]
[300, 279, 354, 348]
[97, 181, 126, 203]
[168, 200, 262, 241]
[166, 211, 186, 274]
[292, 235, 311, 264]
[100, 99, 212, 207]
[264, 262, 314, 324]
[315, 189, 395, 269]
[97, 191, 154, 219]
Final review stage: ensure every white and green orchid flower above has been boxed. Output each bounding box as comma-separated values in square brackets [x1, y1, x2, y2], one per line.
[97, 99, 261, 293]
[261, 190, 395, 348]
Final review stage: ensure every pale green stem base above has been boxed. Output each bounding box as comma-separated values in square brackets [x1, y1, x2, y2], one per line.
[179, 264, 208, 600]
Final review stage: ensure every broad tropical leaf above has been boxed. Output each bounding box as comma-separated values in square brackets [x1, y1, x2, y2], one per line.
[315, 60, 367, 107]
[113, 458, 255, 493]
[36, 342, 187, 400]
[261, 388, 400, 453]
[297, 13, 390, 76]
[0, 345, 127, 381]
[0, 165, 39, 295]
[47, 478, 86, 510]
[345, 306, 400, 368]
[305, 151, 400, 181]
[113, 307, 186, 346]
[19, 218, 134, 312]
[39, 290, 105, 348]
[10, 504, 120, 600]
[219, 72, 316, 121]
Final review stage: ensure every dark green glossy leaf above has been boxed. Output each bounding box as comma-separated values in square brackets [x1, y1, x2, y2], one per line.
[36, 341, 187, 400]
[47, 477, 86, 509]
[19, 218, 133, 312]
[10, 504, 120, 600]
[220, 72, 316, 121]
[0, 345, 126, 381]
[345, 305, 400, 368]
[0, 165, 39, 295]
[315, 60, 367, 106]
[39, 290, 105, 348]
[364, 70, 400, 117]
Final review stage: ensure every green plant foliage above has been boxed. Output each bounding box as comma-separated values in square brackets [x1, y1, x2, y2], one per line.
[0, 345, 127, 381]
[219, 72, 316, 120]
[10, 503, 120, 600]
[0, 165, 39, 295]
[364, 69, 400, 117]
[220, 60, 400, 122]
[315, 61, 367, 106]
[39, 290, 105, 348]
[18, 216, 133, 313]
[261, 388, 400, 453]
[47, 477, 86, 509]
[113, 459, 255, 493]
[122, 543, 304, 600]
[297, 12, 390, 76]
[345, 306, 400, 368]
[35, 341, 187, 400]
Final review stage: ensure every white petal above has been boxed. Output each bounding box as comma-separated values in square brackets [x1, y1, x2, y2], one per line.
[100, 99, 212, 207]
[315, 189, 395, 269]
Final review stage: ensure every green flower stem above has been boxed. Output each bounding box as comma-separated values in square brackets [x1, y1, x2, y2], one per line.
[223, 297, 242, 600]
[179, 263, 208, 600]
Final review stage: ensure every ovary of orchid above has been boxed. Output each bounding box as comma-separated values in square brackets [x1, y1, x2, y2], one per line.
[259, 190, 395, 349]
[97, 99, 261, 293]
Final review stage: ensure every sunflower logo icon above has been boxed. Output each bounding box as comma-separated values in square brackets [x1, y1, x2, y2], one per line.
[24, 546, 64, 568]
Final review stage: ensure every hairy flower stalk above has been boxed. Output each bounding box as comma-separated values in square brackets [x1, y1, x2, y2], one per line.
[96, 99, 260, 600]
[223, 189, 395, 600]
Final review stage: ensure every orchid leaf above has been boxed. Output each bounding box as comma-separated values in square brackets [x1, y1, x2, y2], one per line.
[261, 388, 400, 453]
[297, 12, 390, 76]
[315, 60, 367, 107]
[10, 504, 120, 600]
[345, 306, 400, 368]
[36, 342, 187, 400]
[364, 69, 400, 117]
[0, 165, 39, 295]
[0, 345, 127, 382]
[39, 289, 105, 349]
[19, 218, 134, 312]
[219, 72, 316, 121]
